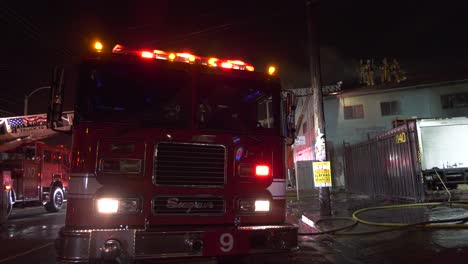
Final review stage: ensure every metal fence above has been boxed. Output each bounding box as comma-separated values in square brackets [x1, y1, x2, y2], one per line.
[344, 121, 425, 201]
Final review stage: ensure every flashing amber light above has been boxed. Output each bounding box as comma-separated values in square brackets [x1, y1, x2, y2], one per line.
[4, 185, 11, 190]
[255, 165, 270, 177]
[168, 53, 176, 61]
[154, 50, 166, 55]
[268, 66, 276, 75]
[246, 65, 255, 71]
[141, 51, 154, 59]
[208, 58, 218, 66]
[221, 61, 233, 69]
[94, 41, 103, 52]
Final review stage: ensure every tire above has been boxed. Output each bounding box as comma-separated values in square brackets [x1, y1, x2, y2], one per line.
[45, 186, 64, 213]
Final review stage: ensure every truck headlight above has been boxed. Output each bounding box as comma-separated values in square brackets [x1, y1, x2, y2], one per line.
[254, 200, 270, 212]
[238, 199, 270, 213]
[96, 198, 139, 214]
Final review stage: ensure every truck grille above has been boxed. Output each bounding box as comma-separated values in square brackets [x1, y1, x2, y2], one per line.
[153, 196, 225, 215]
[154, 142, 226, 186]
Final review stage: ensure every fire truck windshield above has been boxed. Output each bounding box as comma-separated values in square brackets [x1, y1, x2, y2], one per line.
[77, 61, 191, 128]
[197, 74, 278, 132]
[76, 60, 279, 134]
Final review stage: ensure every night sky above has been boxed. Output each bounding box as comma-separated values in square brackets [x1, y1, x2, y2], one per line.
[1, 0, 468, 116]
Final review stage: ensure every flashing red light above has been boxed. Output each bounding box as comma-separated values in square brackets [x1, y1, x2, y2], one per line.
[4, 185, 11, 190]
[111, 43, 256, 72]
[255, 165, 270, 177]
[141, 51, 154, 59]
[221, 61, 233, 69]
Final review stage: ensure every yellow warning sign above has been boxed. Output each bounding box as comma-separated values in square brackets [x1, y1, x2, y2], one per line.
[313, 161, 332, 187]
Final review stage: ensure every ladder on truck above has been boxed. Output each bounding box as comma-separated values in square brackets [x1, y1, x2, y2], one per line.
[0, 111, 73, 152]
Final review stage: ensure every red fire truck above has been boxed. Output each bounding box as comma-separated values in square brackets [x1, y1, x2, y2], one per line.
[53, 43, 298, 263]
[0, 141, 70, 214]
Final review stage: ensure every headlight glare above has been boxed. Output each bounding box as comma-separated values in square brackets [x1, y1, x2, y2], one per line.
[238, 199, 271, 213]
[96, 198, 139, 214]
[97, 198, 119, 214]
[255, 200, 270, 212]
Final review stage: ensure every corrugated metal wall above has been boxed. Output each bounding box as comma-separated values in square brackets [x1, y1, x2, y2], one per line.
[344, 121, 425, 201]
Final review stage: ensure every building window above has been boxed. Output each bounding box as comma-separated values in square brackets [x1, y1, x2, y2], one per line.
[441, 93, 468, 109]
[344, 105, 364, 120]
[380, 101, 401, 116]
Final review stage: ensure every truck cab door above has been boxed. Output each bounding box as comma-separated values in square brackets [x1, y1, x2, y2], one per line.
[23, 160, 40, 200]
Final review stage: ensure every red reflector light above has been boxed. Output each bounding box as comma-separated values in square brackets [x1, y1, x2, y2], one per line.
[255, 165, 270, 177]
[141, 51, 154, 59]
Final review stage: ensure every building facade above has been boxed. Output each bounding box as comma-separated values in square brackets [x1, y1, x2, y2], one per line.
[293, 79, 468, 188]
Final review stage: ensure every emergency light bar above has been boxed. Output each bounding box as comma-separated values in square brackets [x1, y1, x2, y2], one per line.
[111, 44, 255, 72]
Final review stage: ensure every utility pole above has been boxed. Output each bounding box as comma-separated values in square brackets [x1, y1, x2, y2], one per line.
[306, 0, 331, 216]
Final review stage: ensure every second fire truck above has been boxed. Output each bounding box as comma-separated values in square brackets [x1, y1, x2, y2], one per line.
[53, 42, 298, 263]
[0, 141, 70, 214]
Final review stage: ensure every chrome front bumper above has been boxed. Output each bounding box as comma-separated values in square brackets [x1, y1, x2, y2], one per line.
[56, 225, 298, 263]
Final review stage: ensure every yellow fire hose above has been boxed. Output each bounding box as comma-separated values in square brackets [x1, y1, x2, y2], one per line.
[298, 202, 468, 236]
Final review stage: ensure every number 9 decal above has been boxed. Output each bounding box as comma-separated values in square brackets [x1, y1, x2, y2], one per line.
[219, 233, 234, 252]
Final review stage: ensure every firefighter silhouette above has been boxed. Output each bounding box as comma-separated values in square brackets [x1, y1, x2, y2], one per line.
[359, 59, 367, 85]
[365, 59, 375, 86]
[380, 58, 391, 83]
[390, 59, 406, 83]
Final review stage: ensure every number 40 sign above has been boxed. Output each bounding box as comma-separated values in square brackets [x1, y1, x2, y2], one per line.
[312, 161, 332, 187]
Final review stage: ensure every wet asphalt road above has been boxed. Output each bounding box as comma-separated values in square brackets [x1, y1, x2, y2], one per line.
[4, 200, 467, 264]
[290, 190, 468, 264]
[0, 205, 329, 264]
[0, 205, 63, 263]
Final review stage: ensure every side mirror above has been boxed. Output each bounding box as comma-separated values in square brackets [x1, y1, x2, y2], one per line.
[47, 66, 68, 132]
[284, 92, 296, 145]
